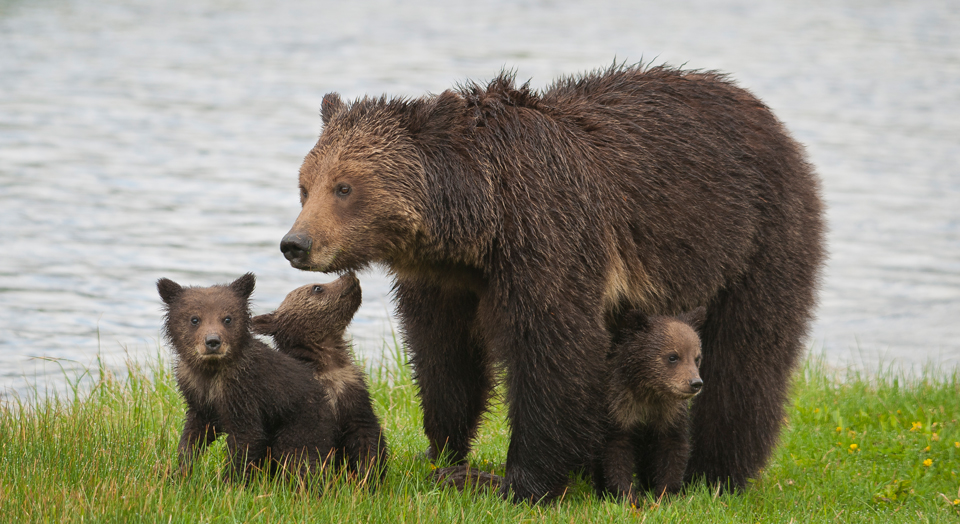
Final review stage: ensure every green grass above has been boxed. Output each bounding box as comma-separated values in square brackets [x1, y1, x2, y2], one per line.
[1, 345, 959, 523]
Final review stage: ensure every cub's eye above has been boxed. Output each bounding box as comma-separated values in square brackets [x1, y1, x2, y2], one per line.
[223, 317, 232, 325]
[668, 354, 680, 363]
[695, 357, 702, 366]
[313, 285, 324, 294]
[299, 187, 308, 202]
[335, 184, 352, 197]
[190, 316, 200, 326]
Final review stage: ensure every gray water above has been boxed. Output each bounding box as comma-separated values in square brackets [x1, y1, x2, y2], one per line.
[2, 0, 959, 397]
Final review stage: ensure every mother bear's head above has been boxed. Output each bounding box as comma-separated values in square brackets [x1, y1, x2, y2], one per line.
[281, 90, 469, 274]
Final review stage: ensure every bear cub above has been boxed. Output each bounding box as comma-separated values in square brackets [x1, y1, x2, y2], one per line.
[251, 272, 388, 484]
[158, 273, 336, 485]
[595, 307, 706, 503]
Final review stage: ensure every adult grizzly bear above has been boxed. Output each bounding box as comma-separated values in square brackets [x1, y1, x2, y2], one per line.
[280, 63, 824, 502]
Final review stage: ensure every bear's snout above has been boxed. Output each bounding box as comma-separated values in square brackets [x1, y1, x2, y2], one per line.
[338, 272, 360, 298]
[689, 378, 703, 394]
[204, 333, 223, 354]
[280, 232, 312, 265]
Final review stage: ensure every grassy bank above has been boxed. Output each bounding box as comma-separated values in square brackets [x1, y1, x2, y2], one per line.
[1, 347, 958, 523]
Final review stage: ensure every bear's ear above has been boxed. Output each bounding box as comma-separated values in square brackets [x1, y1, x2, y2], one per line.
[678, 306, 707, 332]
[404, 90, 465, 142]
[157, 278, 183, 305]
[250, 313, 278, 336]
[229, 273, 256, 301]
[612, 309, 650, 344]
[321, 92, 346, 125]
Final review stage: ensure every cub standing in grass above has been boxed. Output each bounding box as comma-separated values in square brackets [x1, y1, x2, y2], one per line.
[595, 307, 706, 504]
[252, 272, 388, 485]
[157, 273, 336, 485]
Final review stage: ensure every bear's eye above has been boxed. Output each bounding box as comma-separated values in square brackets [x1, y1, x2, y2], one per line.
[313, 285, 324, 294]
[190, 316, 200, 326]
[223, 316, 232, 325]
[299, 187, 308, 203]
[335, 184, 352, 198]
[695, 356, 702, 366]
[668, 354, 680, 363]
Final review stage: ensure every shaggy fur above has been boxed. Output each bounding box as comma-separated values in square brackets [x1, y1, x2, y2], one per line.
[595, 308, 705, 504]
[251, 273, 388, 485]
[280, 63, 824, 502]
[157, 273, 336, 485]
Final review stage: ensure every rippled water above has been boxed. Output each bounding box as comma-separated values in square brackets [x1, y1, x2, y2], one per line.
[2, 0, 959, 397]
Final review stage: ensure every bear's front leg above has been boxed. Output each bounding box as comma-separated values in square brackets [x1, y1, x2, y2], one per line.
[224, 425, 270, 483]
[177, 408, 219, 478]
[650, 409, 691, 497]
[596, 426, 639, 505]
[395, 281, 491, 465]
[488, 293, 608, 503]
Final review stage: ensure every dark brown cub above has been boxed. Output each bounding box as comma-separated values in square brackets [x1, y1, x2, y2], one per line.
[595, 307, 706, 504]
[251, 272, 388, 485]
[157, 273, 336, 487]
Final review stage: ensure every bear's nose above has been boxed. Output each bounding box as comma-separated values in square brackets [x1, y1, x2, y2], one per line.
[340, 272, 360, 297]
[690, 378, 703, 392]
[205, 334, 222, 352]
[280, 232, 312, 263]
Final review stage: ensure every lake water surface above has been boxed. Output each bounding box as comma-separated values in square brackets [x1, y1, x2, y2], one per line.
[2, 0, 959, 397]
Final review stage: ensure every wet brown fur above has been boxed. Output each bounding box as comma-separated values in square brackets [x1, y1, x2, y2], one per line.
[157, 273, 336, 486]
[251, 273, 388, 485]
[282, 62, 825, 501]
[595, 308, 705, 504]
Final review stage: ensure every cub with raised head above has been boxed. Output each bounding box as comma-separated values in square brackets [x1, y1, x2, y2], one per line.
[595, 306, 706, 503]
[157, 273, 336, 485]
[251, 272, 387, 484]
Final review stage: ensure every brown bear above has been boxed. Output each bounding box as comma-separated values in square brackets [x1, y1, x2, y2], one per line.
[251, 272, 388, 485]
[157, 273, 336, 485]
[279, 62, 824, 502]
[595, 307, 705, 505]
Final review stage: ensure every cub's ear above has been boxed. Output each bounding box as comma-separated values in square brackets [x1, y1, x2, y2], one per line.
[157, 278, 183, 305]
[250, 313, 278, 336]
[404, 90, 466, 141]
[611, 309, 650, 344]
[678, 306, 707, 333]
[229, 273, 256, 301]
[321, 92, 346, 125]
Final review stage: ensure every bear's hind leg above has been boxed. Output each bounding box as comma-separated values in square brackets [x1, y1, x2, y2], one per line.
[686, 248, 817, 490]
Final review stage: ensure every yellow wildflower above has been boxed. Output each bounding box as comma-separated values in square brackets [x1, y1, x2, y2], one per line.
[910, 421, 922, 432]
[932, 433, 940, 441]
[924, 446, 930, 452]
[849, 443, 858, 451]
[923, 458, 933, 467]
[836, 426, 842, 432]
[955, 441, 959, 448]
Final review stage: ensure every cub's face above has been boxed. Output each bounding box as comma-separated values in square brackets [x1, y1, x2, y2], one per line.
[280, 100, 425, 273]
[612, 309, 705, 401]
[252, 272, 362, 351]
[157, 273, 255, 368]
[653, 320, 703, 399]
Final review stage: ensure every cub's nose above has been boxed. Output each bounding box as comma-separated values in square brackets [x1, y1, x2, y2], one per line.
[340, 272, 361, 297]
[690, 378, 703, 393]
[280, 232, 312, 263]
[204, 334, 222, 352]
